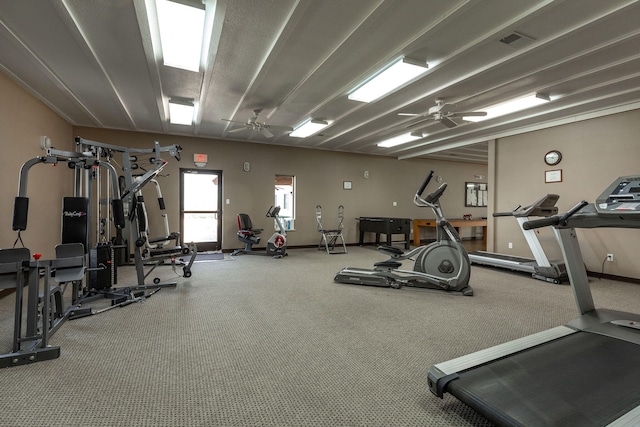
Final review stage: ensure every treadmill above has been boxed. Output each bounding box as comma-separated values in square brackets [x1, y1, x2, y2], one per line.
[428, 175, 640, 426]
[469, 194, 568, 284]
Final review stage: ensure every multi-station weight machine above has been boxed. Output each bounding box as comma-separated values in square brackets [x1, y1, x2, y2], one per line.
[1, 137, 196, 368]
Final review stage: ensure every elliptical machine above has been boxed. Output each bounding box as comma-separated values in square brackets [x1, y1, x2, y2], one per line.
[334, 171, 473, 296]
[232, 206, 288, 258]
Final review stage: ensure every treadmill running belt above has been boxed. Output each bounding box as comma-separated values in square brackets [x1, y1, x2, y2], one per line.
[470, 251, 534, 263]
[447, 332, 640, 426]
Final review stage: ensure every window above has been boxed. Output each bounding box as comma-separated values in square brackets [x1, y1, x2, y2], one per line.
[275, 175, 295, 230]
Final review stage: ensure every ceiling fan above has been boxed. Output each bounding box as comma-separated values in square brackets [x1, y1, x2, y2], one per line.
[400, 98, 487, 128]
[221, 109, 293, 138]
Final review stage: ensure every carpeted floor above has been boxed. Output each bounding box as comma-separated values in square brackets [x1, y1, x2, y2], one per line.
[181, 252, 228, 262]
[1, 245, 640, 426]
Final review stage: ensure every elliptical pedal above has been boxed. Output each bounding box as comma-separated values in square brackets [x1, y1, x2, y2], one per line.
[374, 260, 402, 269]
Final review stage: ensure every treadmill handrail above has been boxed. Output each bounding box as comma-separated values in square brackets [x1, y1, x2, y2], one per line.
[523, 200, 589, 230]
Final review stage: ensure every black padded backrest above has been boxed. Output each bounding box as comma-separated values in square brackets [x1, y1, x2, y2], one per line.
[62, 197, 89, 246]
[237, 213, 253, 230]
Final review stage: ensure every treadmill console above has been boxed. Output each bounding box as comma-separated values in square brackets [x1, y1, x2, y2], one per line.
[596, 175, 640, 215]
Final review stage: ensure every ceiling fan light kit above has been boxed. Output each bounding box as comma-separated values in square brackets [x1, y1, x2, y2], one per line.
[401, 98, 487, 129]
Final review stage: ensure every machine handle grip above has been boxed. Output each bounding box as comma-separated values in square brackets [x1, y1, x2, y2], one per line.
[523, 200, 588, 230]
[266, 206, 281, 217]
[523, 216, 559, 230]
[425, 183, 447, 204]
[493, 204, 522, 217]
[493, 211, 515, 217]
[417, 171, 434, 196]
[557, 200, 589, 225]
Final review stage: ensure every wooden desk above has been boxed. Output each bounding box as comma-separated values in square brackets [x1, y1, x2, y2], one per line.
[413, 218, 487, 246]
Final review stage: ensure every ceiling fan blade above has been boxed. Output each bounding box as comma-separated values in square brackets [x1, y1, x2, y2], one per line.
[439, 117, 458, 128]
[221, 118, 248, 124]
[406, 117, 432, 128]
[259, 128, 274, 138]
[228, 127, 248, 133]
[266, 125, 294, 132]
[452, 111, 487, 117]
[398, 112, 421, 117]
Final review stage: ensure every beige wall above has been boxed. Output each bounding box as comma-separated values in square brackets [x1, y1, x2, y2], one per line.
[4, 67, 640, 279]
[492, 109, 640, 278]
[6, 66, 640, 280]
[0, 69, 487, 258]
[73, 127, 488, 250]
[0, 72, 73, 258]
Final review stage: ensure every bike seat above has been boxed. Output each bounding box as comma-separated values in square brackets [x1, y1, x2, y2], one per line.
[378, 245, 404, 257]
[374, 260, 402, 269]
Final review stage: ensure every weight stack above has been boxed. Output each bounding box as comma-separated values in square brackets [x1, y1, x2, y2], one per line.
[89, 243, 117, 290]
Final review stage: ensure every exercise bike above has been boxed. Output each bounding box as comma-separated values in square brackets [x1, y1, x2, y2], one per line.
[334, 171, 473, 296]
[231, 206, 288, 258]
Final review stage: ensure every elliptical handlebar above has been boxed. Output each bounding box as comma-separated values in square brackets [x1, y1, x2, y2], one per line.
[425, 183, 447, 204]
[414, 171, 449, 207]
[417, 171, 434, 197]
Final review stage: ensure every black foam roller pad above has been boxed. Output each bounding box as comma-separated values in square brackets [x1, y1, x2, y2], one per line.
[112, 199, 125, 228]
[12, 197, 28, 231]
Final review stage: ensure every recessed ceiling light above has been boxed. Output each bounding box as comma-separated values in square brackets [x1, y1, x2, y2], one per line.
[155, 0, 206, 72]
[465, 92, 551, 122]
[348, 57, 428, 103]
[290, 119, 329, 138]
[377, 132, 422, 148]
[169, 99, 195, 125]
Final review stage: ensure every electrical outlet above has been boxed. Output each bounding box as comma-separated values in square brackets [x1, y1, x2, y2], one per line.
[606, 253, 614, 262]
[508, 242, 513, 249]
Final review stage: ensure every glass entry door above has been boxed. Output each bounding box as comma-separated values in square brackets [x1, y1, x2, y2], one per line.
[180, 169, 222, 251]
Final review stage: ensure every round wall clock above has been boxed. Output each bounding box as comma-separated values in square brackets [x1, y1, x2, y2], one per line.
[544, 150, 562, 166]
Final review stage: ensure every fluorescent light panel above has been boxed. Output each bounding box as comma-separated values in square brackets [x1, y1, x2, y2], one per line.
[290, 119, 329, 138]
[156, 0, 205, 72]
[377, 132, 422, 148]
[169, 100, 195, 125]
[465, 93, 550, 122]
[348, 57, 428, 103]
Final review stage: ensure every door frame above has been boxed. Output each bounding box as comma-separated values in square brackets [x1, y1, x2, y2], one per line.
[179, 168, 223, 251]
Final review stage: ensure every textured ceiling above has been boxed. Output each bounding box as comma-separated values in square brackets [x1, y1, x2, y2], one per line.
[1, 0, 640, 163]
